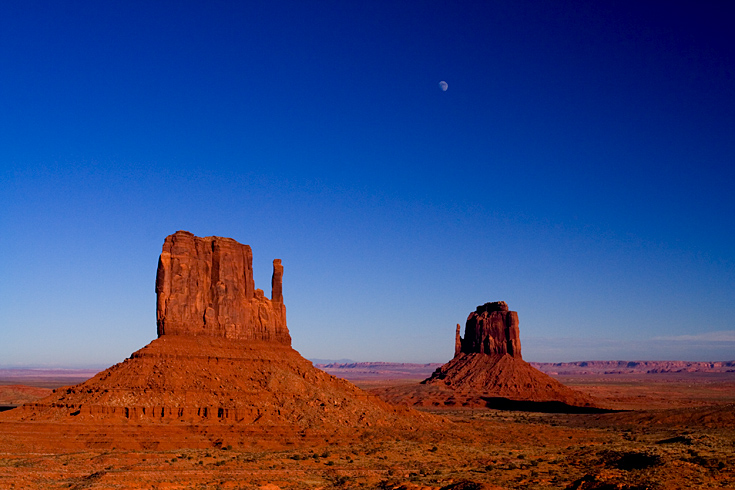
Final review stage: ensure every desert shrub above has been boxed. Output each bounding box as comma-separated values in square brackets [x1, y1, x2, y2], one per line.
[615, 452, 662, 471]
[567, 473, 663, 490]
[656, 435, 692, 445]
[688, 453, 725, 470]
[333, 475, 349, 486]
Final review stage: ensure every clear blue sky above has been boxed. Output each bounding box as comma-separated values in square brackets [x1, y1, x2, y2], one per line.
[2, 1, 734, 367]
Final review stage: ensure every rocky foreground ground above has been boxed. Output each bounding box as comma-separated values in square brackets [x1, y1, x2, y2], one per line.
[1, 370, 734, 490]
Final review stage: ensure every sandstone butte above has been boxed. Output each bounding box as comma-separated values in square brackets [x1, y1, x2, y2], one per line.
[2, 231, 433, 444]
[377, 301, 599, 409]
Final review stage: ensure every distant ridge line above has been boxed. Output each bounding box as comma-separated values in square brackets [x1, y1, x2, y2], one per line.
[2, 360, 734, 382]
[315, 360, 735, 379]
[529, 360, 735, 374]
[316, 362, 442, 368]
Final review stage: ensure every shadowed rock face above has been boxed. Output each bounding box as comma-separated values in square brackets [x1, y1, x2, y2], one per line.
[155, 230, 290, 345]
[457, 301, 521, 358]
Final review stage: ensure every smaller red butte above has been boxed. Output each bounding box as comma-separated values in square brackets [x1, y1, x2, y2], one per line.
[422, 301, 598, 407]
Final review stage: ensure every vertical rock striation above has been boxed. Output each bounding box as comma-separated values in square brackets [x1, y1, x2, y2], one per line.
[155, 230, 291, 345]
[458, 301, 521, 358]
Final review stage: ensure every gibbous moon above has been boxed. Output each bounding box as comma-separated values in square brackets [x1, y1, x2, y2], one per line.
[439, 81, 448, 91]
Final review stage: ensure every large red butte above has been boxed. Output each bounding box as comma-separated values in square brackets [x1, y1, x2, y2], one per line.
[155, 230, 290, 345]
[5, 231, 433, 433]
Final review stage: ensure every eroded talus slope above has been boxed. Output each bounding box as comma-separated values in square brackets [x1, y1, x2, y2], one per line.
[424, 352, 596, 406]
[9, 335, 431, 430]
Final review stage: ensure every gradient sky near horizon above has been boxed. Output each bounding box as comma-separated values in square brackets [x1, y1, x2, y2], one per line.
[2, 1, 734, 368]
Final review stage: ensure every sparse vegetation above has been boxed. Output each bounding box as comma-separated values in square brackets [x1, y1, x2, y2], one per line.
[1, 373, 734, 488]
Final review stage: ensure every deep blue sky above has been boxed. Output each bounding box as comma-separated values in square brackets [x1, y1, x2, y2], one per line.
[2, 1, 734, 367]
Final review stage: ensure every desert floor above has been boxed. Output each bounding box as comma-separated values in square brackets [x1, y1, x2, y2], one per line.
[1, 371, 734, 489]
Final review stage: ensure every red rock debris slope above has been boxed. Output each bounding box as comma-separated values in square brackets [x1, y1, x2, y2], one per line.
[2, 231, 432, 439]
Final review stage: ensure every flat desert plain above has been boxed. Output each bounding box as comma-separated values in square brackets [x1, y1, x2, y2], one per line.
[1, 364, 734, 490]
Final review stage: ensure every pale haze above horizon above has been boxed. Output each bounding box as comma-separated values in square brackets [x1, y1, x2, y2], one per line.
[1, 1, 734, 368]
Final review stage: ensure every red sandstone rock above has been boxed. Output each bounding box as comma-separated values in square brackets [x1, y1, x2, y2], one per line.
[271, 258, 283, 303]
[9, 336, 430, 430]
[155, 231, 290, 345]
[454, 324, 462, 357]
[422, 352, 596, 407]
[459, 301, 521, 358]
[2, 231, 435, 435]
[418, 301, 599, 408]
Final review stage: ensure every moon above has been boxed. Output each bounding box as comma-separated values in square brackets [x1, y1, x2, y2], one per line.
[439, 81, 448, 91]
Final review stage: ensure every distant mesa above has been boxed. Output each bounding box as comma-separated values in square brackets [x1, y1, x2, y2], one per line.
[4, 231, 431, 435]
[377, 301, 601, 411]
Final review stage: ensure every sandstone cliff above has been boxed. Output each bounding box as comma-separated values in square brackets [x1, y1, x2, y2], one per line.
[155, 230, 290, 345]
[458, 301, 521, 358]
